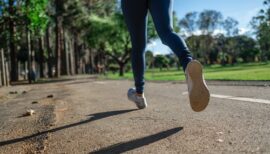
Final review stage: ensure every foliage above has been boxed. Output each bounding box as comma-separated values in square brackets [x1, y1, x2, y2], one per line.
[197, 10, 223, 35]
[22, 0, 49, 35]
[223, 17, 239, 36]
[154, 54, 170, 70]
[179, 12, 198, 36]
[145, 50, 154, 68]
[251, 0, 270, 61]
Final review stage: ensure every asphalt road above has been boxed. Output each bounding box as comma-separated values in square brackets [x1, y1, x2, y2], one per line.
[0, 78, 269, 154]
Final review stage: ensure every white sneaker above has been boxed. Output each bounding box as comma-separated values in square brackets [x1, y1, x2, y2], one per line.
[185, 60, 210, 112]
[127, 88, 147, 109]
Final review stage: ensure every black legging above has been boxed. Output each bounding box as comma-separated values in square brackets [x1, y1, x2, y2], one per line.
[121, 0, 193, 94]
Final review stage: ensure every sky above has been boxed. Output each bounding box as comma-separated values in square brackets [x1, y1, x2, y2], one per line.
[147, 0, 264, 55]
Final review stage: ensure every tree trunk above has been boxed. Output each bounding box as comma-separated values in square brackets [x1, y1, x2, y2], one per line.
[69, 39, 75, 75]
[89, 49, 94, 74]
[55, 15, 62, 77]
[0, 63, 2, 86]
[0, 49, 6, 86]
[64, 29, 70, 75]
[73, 33, 79, 74]
[18, 62, 21, 80]
[9, 0, 18, 82]
[119, 63, 125, 76]
[46, 27, 53, 78]
[27, 30, 32, 83]
[55, 0, 62, 77]
[82, 61, 86, 74]
[60, 27, 67, 75]
[24, 62, 27, 80]
[5, 61, 10, 86]
[39, 37, 45, 78]
[30, 33, 36, 81]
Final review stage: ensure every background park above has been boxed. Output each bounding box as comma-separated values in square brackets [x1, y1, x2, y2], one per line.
[0, 0, 269, 84]
[0, 0, 270, 153]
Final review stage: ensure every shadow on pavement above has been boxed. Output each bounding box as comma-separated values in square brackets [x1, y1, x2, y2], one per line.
[0, 109, 137, 147]
[90, 127, 183, 154]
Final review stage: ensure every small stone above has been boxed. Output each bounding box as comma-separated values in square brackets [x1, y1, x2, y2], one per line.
[32, 101, 38, 104]
[47, 95, 54, 98]
[217, 139, 224, 143]
[216, 132, 224, 135]
[24, 109, 35, 116]
[9, 91, 18, 94]
[229, 141, 232, 145]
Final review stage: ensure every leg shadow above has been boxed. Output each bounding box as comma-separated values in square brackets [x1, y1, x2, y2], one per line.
[0, 109, 137, 146]
[90, 127, 183, 154]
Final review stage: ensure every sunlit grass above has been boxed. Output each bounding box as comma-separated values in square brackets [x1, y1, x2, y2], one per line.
[101, 62, 270, 81]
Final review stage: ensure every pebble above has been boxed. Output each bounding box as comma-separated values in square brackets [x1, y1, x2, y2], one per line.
[47, 95, 54, 98]
[9, 91, 18, 94]
[216, 132, 224, 135]
[217, 139, 224, 143]
[32, 101, 38, 104]
[24, 109, 35, 116]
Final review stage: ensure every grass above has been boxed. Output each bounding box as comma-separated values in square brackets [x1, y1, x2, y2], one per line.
[101, 62, 270, 81]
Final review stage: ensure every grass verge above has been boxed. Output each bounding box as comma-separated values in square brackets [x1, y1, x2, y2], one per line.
[101, 62, 270, 81]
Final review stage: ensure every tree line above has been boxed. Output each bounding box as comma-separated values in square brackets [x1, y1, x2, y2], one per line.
[137, 1, 270, 70]
[178, 7, 270, 65]
[0, 0, 118, 84]
[0, 0, 269, 86]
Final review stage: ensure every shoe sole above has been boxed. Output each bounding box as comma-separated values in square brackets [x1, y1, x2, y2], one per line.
[128, 97, 147, 109]
[127, 89, 147, 109]
[186, 60, 210, 112]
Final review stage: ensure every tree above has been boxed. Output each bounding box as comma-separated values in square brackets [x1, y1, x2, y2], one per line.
[215, 34, 228, 65]
[145, 50, 154, 69]
[233, 35, 258, 63]
[87, 9, 162, 76]
[109, 14, 131, 76]
[195, 10, 223, 64]
[179, 12, 198, 36]
[166, 53, 179, 69]
[223, 17, 239, 36]
[61, 0, 117, 75]
[8, 0, 18, 82]
[154, 55, 169, 71]
[186, 35, 201, 59]
[54, 0, 64, 77]
[251, 0, 270, 61]
[197, 10, 223, 35]
[98, 13, 131, 76]
[23, 0, 49, 82]
[61, 0, 88, 75]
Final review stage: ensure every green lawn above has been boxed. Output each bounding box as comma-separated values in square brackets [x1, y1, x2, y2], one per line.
[101, 62, 270, 81]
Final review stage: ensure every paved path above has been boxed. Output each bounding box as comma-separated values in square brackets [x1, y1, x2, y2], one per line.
[0, 78, 269, 153]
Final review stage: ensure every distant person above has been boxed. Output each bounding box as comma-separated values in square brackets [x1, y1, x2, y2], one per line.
[29, 69, 37, 82]
[122, 0, 210, 112]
